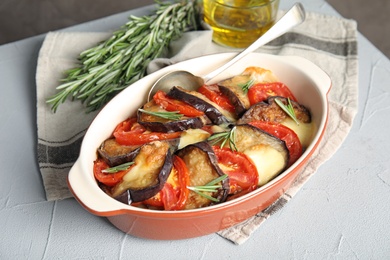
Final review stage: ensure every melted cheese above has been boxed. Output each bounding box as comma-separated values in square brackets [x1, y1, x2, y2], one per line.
[243, 144, 286, 186]
[282, 118, 316, 149]
[178, 129, 211, 149]
[111, 142, 168, 197]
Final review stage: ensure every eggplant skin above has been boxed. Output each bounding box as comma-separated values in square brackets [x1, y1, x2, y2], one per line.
[167, 86, 233, 125]
[97, 138, 141, 167]
[137, 99, 209, 132]
[137, 109, 207, 133]
[128, 149, 173, 203]
[218, 85, 247, 118]
[177, 142, 229, 209]
[217, 74, 252, 117]
[238, 96, 311, 125]
[110, 140, 177, 203]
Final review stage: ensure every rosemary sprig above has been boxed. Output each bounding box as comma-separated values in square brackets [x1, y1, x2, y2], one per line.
[47, 0, 199, 113]
[238, 79, 255, 93]
[138, 108, 183, 120]
[187, 174, 228, 202]
[208, 126, 238, 151]
[102, 162, 134, 173]
[275, 97, 300, 125]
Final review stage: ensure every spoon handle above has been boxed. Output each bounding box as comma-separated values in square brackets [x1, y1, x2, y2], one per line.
[203, 2, 306, 83]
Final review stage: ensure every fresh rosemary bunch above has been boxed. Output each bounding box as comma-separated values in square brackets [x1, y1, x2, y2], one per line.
[47, 0, 200, 112]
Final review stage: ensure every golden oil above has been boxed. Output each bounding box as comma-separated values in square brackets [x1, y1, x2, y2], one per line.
[203, 0, 280, 48]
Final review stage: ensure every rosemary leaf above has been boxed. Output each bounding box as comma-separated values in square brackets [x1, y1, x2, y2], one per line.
[187, 174, 228, 202]
[208, 127, 238, 151]
[47, 0, 199, 113]
[102, 162, 134, 173]
[138, 109, 183, 120]
[238, 79, 255, 93]
[187, 188, 220, 202]
[204, 174, 228, 186]
[275, 97, 300, 125]
[187, 185, 222, 191]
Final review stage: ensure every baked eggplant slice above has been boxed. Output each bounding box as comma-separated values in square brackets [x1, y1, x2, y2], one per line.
[216, 66, 280, 117]
[233, 124, 289, 186]
[137, 100, 208, 133]
[177, 142, 229, 209]
[237, 96, 314, 148]
[167, 86, 235, 125]
[97, 138, 142, 167]
[110, 140, 176, 202]
[217, 75, 252, 117]
[238, 96, 311, 124]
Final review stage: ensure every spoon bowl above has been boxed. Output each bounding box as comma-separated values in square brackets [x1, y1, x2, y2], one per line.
[147, 3, 306, 101]
[150, 70, 204, 95]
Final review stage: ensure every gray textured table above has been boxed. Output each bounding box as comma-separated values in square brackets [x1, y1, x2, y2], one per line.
[1, 0, 389, 258]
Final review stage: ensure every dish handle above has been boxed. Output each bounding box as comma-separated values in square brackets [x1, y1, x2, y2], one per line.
[68, 159, 125, 216]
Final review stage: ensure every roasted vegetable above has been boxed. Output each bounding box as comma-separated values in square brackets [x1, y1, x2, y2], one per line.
[232, 124, 289, 186]
[249, 121, 302, 167]
[216, 66, 281, 117]
[177, 142, 229, 209]
[113, 117, 182, 146]
[247, 82, 298, 105]
[197, 84, 236, 113]
[238, 96, 313, 148]
[98, 138, 141, 167]
[212, 146, 258, 196]
[218, 75, 252, 117]
[110, 140, 177, 202]
[137, 100, 208, 132]
[167, 86, 235, 125]
[134, 155, 190, 210]
[238, 96, 310, 124]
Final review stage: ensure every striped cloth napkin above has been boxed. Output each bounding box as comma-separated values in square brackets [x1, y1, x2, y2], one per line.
[36, 11, 358, 244]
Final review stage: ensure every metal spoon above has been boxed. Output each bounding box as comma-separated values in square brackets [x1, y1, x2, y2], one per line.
[147, 3, 306, 101]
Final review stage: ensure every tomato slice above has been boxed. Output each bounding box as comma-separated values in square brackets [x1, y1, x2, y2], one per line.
[93, 158, 129, 187]
[198, 84, 235, 113]
[159, 183, 178, 210]
[139, 155, 190, 210]
[249, 121, 302, 166]
[213, 146, 258, 196]
[113, 117, 181, 146]
[247, 82, 297, 105]
[153, 90, 204, 117]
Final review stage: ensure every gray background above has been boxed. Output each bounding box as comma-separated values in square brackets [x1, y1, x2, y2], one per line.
[0, 0, 389, 57]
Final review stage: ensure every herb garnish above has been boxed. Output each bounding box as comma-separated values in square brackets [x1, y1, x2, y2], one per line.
[238, 79, 255, 93]
[187, 174, 228, 202]
[275, 97, 300, 125]
[102, 162, 134, 173]
[138, 109, 183, 120]
[207, 126, 238, 151]
[46, 0, 199, 112]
